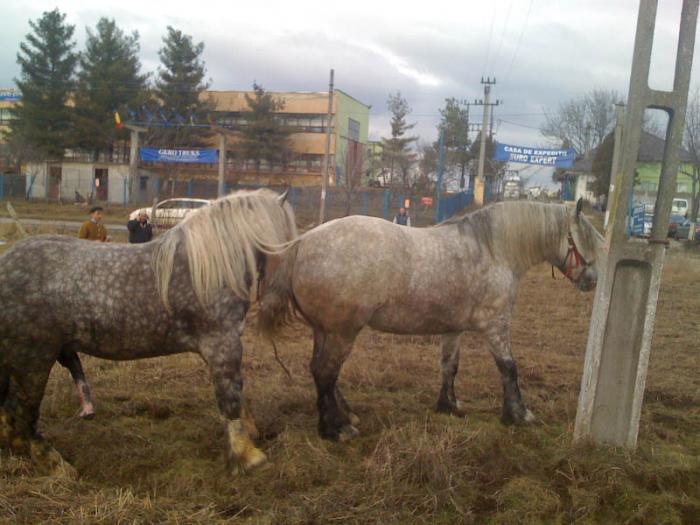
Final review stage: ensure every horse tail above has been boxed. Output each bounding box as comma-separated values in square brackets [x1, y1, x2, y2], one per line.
[258, 240, 301, 338]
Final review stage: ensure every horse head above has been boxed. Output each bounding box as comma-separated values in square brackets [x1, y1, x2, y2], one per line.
[553, 198, 606, 292]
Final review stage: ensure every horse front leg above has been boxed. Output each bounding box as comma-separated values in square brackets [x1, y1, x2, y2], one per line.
[485, 319, 535, 425]
[199, 330, 266, 473]
[58, 348, 95, 419]
[436, 332, 468, 417]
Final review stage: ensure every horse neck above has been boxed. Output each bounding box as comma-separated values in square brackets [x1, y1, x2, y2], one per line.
[485, 202, 566, 276]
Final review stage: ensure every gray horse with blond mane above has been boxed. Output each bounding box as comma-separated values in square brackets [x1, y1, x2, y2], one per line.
[260, 199, 605, 441]
[0, 189, 296, 476]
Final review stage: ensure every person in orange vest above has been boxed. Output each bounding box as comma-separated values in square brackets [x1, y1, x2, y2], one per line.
[78, 206, 108, 241]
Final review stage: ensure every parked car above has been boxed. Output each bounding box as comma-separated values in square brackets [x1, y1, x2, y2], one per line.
[672, 198, 689, 216]
[129, 198, 211, 229]
[674, 219, 700, 241]
[667, 214, 687, 238]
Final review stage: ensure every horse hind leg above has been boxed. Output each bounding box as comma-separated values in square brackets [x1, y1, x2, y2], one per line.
[436, 332, 468, 417]
[2, 356, 77, 479]
[311, 330, 359, 441]
[58, 347, 96, 419]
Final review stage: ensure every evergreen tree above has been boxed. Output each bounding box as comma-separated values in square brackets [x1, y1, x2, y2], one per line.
[11, 9, 78, 159]
[381, 91, 417, 190]
[239, 83, 292, 181]
[154, 26, 210, 147]
[437, 98, 471, 188]
[74, 18, 148, 159]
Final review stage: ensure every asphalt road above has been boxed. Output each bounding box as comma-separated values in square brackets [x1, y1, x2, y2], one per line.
[0, 217, 127, 231]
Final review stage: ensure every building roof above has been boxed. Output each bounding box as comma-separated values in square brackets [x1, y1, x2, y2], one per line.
[568, 130, 692, 174]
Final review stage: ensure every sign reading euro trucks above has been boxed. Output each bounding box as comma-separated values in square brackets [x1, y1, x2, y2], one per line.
[140, 148, 218, 164]
[494, 143, 575, 168]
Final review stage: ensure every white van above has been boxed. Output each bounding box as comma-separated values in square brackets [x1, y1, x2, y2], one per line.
[672, 198, 689, 216]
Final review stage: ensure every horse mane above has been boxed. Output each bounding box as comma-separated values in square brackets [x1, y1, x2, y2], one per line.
[153, 189, 297, 308]
[440, 201, 602, 273]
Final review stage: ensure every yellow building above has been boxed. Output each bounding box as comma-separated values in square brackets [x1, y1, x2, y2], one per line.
[1, 88, 371, 194]
[204, 89, 370, 186]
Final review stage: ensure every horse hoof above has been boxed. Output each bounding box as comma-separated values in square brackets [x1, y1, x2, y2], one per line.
[338, 425, 359, 442]
[29, 440, 78, 480]
[523, 409, 536, 424]
[239, 447, 268, 472]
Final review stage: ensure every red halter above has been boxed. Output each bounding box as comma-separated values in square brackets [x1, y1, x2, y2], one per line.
[552, 231, 588, 282]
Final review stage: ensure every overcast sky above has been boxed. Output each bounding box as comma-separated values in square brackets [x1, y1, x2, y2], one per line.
[1, 0, 697, 187]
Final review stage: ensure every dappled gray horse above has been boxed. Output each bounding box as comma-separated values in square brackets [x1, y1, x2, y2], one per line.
[260, 200, 605, 441]
[0, 189, 296, 476]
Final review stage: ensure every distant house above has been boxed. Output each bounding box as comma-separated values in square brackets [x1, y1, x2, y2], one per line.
[561, 130, 693, 204]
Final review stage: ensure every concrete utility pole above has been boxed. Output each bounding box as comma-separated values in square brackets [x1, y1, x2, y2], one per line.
[604, 103, 626, 233]
[126, 124, 146, 204]
[218, 132, 226, 197]
[320, 68, 334, 224]
[473, 77, 501, 206]
[574, 0, 698, 449]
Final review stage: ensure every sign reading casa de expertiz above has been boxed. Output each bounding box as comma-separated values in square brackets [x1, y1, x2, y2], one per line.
[494, 142, 575, 168]
[140, 148, 218, 164]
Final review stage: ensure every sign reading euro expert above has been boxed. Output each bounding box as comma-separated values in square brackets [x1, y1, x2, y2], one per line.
[140, 148, 218, 164]
[494, 143, 575, 168]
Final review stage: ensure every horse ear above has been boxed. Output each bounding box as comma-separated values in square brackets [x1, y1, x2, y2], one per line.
[277, 188, 289, 205]
[576, 198, 584, 219]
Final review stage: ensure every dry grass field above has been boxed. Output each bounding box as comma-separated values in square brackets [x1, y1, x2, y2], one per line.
[0, 221, 699, 524]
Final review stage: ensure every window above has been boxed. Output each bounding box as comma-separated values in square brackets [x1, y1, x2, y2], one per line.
[677, 183, 689, 193]
[640, 181, 657, 192]
[348, 118, 360, 141]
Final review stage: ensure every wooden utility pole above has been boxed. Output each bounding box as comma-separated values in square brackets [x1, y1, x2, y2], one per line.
[604, 103, 625, 233]
[473, 78, 501, 206]
[320, 69, 334, 224]
[125, 124, 146, 204]
[218, 132, 227, 197]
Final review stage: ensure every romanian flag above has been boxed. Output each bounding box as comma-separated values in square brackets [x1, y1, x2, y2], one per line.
[114, 111, 123, 129]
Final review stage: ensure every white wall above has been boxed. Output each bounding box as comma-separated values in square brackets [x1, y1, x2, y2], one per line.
[25, 162, 130, 204]
[574, 174, 596, 203]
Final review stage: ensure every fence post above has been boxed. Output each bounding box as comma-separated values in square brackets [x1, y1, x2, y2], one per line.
[123, 178, 127, 206]
[291, 186, 297, 209]
[383, 189, 389, 219]
[187, 179, 193, 197]
[0, 173, 4, 200]
[362, 191, 369, 215]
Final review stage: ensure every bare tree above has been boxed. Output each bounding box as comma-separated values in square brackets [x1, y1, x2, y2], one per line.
[541, 88, 621, 154]
[338, 142, 365, 216]
[682, 88, 700, 235]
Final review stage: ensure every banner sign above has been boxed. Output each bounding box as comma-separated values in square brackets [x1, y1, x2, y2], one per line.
[631, 203, 645, 237]
[494, 143, 575, 168]
[140, 148, 218, 164]
[0, 91, 21, 101]
[421, 197, 434, 206]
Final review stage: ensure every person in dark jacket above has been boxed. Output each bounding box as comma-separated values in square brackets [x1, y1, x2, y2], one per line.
[127, 211, 153, 243]
[393, 207, 412, 227]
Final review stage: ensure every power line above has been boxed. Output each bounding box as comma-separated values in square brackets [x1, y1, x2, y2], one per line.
[504, 0, 535, 83]
[499, 118, 541, 130]
[482, 2, 499, 76]
[494, 0, 515, 69]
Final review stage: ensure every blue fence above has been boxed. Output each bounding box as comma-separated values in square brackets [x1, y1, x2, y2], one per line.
[437, 191, 474, 223]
